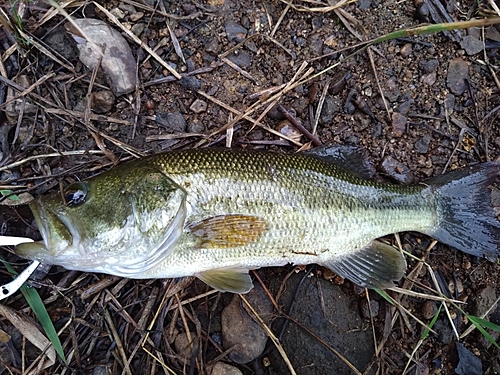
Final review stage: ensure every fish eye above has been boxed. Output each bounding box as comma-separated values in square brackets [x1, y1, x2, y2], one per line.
[64, 182, 88, 207]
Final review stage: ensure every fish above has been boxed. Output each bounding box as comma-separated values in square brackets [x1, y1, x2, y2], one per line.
[15, 147, 500, 293]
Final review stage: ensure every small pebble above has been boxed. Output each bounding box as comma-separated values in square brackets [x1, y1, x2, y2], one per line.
[391, 112, 407, 137]
[383, 77, 401, 102]
[226, 51, 252, 68]
[447, 58, 469, 95]
[319, 97, 339, 125]
[419, 59, 439, 73]
[360, 299, 379, 319]
[379, 156, 414, 184]
[222, 284, 273, 364]
[91, 90, 115, 114]
[110, 8, 126, 19]
[207, 362, 243, 375]
[460, 35, 484, 56]
[421, 72, 437, 86]
[156, 111, 187, 132]
[174, 332, 195, 362]
[400, 43, 413, 57]
[225, 21, 247, 43]
[415, 134, 431, 154]
[190, 99, 207, 114]
[422, 301, 437, 320]
[129, 12, 144, 22]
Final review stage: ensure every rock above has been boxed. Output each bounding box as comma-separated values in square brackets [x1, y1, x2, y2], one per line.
[470, 285, 496, 317]
[447, 58, 469, 95]
[455, 342, 482, 375]
[155, 111, 187, 132]
[225, 21, 247, 43]
[396, 98, 414, 115]
[379, 156, 414, 184]
[268, 273, 374, 374]
[226, 51, 252, 68]
[91, 90, 115, 113]
[421, 72, 437, 86]
[221, 283, 273, 364]
[190, 99, 208, 114]
[92, 366, 108, 375]
[422, 301, 438, 320]
[415, 134, 431, 154]
[319, 97, 339, 125]
[419, 59, 439, 73]
[400, 43, 413, 57]
[129, 12, 144, 22]
[360, 299, 379, 319]
[391, 112, 407, 137]
[383, 77, 401, 102]
[358, 0, 372, 9]
[433, 318, 454, 344]
[110, 8, 126, 20]
[67, 18, 137, 95]
[205, 38, 220, 54]
[187, 120, 205, 133]
[131, 22, 145, 36]
[207, 362, 243, 375]
[174, 332, 195, 362]
[179, 76, 201, 91]
[460, 35, 484, 56]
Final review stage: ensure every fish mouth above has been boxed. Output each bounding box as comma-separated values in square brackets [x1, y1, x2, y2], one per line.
[15, 197, 73, 259]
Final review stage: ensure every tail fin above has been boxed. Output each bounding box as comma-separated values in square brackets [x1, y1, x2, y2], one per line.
[428, 162, 500, 261]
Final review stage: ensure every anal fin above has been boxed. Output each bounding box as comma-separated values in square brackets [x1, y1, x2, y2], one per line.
[196, 268, 254, 294]
[324, 241, 406, 289]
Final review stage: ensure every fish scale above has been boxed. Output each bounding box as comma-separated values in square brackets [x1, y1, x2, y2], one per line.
[15, 148, 500, 293]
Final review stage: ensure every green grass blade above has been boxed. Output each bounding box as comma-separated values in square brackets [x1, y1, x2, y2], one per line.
[468, 315, 500, 350]
[421, 303, 442, 340]
[0, 258, 66, 362]
[374, 288, 395, 306]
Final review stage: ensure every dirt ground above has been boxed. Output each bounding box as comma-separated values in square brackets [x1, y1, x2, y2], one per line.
[1, 0, 500, 374]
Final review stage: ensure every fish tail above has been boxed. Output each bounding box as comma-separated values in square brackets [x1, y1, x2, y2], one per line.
[428, 162, 500, 261]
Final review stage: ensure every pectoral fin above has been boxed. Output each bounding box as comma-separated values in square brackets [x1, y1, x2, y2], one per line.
[324, 241, 406, 289]
[188, 215, 266, 248]
[196, 268, 254, 293]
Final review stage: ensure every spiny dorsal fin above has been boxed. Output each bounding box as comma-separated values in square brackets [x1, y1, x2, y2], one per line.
[188, 215, 266, 248]
[324, 241, 406, 289]
[196, 268, 254, 293]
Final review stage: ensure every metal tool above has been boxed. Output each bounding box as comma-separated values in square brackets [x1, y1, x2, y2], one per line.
[0, 236, 40, 300]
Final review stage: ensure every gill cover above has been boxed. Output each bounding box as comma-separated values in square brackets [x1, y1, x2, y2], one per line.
[17, 167, 187, 278]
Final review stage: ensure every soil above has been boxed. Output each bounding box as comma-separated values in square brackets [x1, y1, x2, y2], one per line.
[1, 0, 500, 374]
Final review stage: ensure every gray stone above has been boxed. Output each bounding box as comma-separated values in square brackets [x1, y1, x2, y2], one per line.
[129, 12, 144, 22]
[190, 99, 208, 114]
[383, 77, 401, 102]
[419, 59, 439, 73]
[91, 90, 115, 114]
[222, 283, 273, 364]
[391, 112, 407, 137]
[415, 134, 431, 154]
[156, 111, 187, 132]
[379, 156, 414, 184]
[470, 285, 497, 317]
[226, 51, 252, 68]
[460, 35, 484, 56]
[225, 21, 247, 43]
[207, 362, 243, 375]
[319, 97, 339, 125]
[447, 58, 469, 95]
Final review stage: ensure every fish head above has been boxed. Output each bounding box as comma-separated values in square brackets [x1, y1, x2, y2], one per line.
[16, 165, 187, 277]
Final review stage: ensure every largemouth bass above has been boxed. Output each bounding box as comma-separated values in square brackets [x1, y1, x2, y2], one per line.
[16, 148, 500, 293]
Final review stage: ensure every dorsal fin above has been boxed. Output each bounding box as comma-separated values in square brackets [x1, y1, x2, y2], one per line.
[303, 143, 376, 179]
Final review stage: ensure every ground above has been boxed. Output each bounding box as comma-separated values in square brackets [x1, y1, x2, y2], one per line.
[1, 0, 500, 374]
